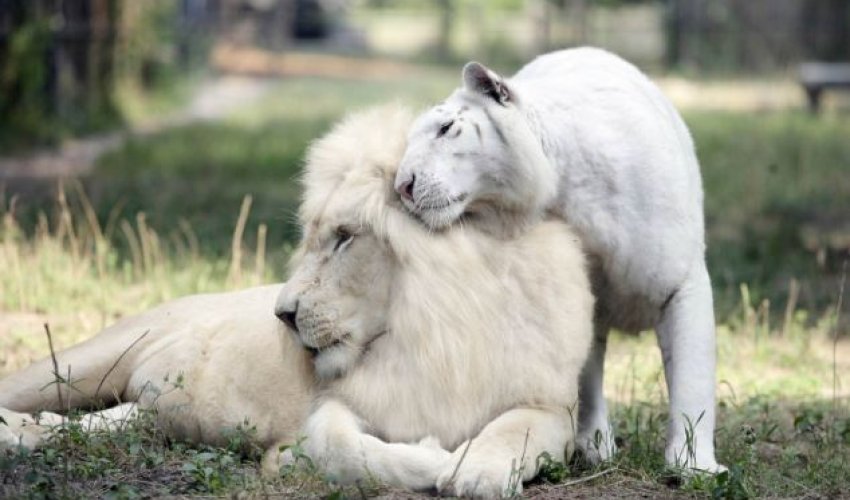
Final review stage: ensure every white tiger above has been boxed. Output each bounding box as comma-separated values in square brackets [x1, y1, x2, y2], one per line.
[394, 47, 723, 473]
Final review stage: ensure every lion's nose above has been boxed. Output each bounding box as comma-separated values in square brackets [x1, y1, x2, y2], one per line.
[396, 173, 415, 202]
[275, 301, 299, 332]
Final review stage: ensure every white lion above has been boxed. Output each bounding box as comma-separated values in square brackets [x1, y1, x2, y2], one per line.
[275, 104, 593, 497]
[0, 105, 594, 497]
[0, 284, 314, 474]
[394, 47, 722, 472]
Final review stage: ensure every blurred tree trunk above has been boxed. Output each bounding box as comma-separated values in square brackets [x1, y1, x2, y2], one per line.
[436, 0, 453, 62]
[665, 0, 849, 72]
[0, 0, 54, 143]
[88, 0, 119, 121]
[664, 0, 679, 68]
[531, 0, 552, 54]
[1, 0, 217, 147]
[268, 0, 292, 50]
[801, 0, 849, 61]
[569, 0, 587, 46]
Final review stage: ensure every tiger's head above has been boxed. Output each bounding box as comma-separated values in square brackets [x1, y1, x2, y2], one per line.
[394, 61, 557, 232]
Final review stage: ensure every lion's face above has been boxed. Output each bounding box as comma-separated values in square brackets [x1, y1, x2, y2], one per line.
[275, 216, 395, 380]
[274, 103, 412, 380]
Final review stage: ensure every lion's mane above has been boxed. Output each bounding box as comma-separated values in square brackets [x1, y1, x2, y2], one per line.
[296, 104, 595, 451]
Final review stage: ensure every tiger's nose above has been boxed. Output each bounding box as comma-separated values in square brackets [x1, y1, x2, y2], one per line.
[275, 301, 299, 332]
[396, 174, 415, 202]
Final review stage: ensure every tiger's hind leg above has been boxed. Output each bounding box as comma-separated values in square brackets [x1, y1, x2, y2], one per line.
[656, 262, 723, 473]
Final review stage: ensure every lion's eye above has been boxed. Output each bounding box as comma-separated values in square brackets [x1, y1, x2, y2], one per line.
[436, 120, 454, 138]
[333, 227, 354, 252]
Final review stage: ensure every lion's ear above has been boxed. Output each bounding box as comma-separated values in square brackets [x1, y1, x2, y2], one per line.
[462, 61, 512, 105]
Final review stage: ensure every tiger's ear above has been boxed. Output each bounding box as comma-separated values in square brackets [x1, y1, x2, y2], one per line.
[462, 61, 512, 105]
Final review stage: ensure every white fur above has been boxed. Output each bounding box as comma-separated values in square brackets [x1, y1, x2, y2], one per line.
[276, 104, 594, 496]
[395, 47, 723, 472]
[0, 105, 595, 496]
[0, 285, 316, 474]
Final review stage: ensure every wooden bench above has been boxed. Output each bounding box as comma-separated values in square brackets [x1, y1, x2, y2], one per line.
[799, 62, 850, 113]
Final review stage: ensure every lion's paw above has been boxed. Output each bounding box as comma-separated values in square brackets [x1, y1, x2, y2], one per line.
[0, 408, 50, 451]
[436, 444, 521, 499]
[261, 439, 318, 478]
[35, 411, 65, 427]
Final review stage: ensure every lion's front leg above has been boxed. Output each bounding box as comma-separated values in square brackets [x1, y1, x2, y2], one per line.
[295, 399, 450, 490]
[437, 406, 575, 498]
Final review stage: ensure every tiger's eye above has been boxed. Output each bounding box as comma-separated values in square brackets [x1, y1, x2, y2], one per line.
[437, 121, 454, 138]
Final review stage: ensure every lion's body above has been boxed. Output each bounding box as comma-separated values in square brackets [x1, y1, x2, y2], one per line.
[1, 105, 595, 496]
[395, 48, 722, 471]
[0, 285, 314, 461]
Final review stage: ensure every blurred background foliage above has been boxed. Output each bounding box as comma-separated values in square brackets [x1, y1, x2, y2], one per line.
[0, 4, 848, 497]
[3, 0, 849, 149]
[0, 0, 849, 321]
[0, 0, 205, 150]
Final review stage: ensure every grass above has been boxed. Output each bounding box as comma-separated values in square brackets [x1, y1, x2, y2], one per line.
[7, 73, 456, 264]
[0, 406, 384, 498]
[8, 73, 848, 314]
[694, 111, 850, 316]
[1, 73, 849, 497]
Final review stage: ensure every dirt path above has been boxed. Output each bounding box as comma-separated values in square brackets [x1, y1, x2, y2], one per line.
[0, 75, 274, 180]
